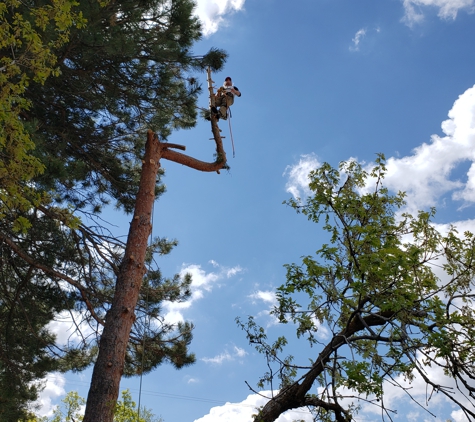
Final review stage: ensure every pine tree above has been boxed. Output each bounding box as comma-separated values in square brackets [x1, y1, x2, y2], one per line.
[0, 0, 227, 417]
[0, 1, 86, 418]
[27, 0, 225, 212]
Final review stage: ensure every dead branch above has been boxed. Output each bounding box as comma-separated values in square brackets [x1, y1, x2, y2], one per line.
[159, 114, 227, 172]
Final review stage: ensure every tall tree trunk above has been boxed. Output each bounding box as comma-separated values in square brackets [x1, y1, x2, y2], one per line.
[83, 130, 161, 422]
[83, 79, 228, 421]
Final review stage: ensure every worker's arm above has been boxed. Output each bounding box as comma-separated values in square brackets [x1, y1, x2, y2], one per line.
[231, 86, 241, 97]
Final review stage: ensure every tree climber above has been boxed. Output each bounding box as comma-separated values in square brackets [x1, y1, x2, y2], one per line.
[212, 76, 241, 120]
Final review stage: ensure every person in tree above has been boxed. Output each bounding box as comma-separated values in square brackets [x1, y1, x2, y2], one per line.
[212, 76, 241, 120]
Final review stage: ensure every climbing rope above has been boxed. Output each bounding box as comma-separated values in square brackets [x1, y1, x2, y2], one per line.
[227, 107, 236, 158]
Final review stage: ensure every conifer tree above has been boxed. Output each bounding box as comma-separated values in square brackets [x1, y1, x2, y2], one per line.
[0, 1, 86, 418]
[0, 0, 227, 418]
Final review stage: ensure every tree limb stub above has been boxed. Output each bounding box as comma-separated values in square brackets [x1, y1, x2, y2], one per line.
[161, 143, 186, 151]
[159, 115, 227, 172]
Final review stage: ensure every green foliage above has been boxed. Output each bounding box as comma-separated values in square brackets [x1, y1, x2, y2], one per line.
[0, 2, 86, 416]
[25, 0, 227, 213]
[0, 210, 95, 421]
[0, 0, 226, 417]
[114, 389, 163, 422]
[45, 390, 162, 422]
[0, 0, 85, 228]
[50, 391, 85, 422]
[241, 155, 475, 421]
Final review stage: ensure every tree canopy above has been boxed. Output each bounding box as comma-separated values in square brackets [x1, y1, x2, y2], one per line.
[0, 0, 85, 230]
[239, 156, 475, 422]
[0, 0, 226, 418]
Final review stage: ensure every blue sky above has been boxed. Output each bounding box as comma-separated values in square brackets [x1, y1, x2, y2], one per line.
[36, 1, 475, 421]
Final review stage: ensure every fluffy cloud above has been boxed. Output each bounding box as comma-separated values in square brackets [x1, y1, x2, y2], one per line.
[202, 345, 247, 364]
[402, 0, 475, 25]
[248, 290, 277, 306]
[378, 84, 475, 215]
[32, 373, 66, 417]
[452, 409, 470, 421]
[47, 310, 96, 347]
[164, 260, 243, 323]
[284, 84, 475, 219]
[194, 0, 246, 36]
[194, 391, 314, 422]
[283, 153, 321, 200]
[247, 289, 280, 327]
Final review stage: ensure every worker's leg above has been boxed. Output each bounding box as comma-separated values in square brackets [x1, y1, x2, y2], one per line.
[218, 105, 227, 119]
[219, 94, 234, 119]
[212, 95, 221, 113]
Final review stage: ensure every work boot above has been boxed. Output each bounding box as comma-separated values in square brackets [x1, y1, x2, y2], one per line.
[219, 106, 227, 120]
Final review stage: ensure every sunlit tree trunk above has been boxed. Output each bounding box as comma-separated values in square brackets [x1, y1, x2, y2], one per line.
[84, 124, 227, 421]
[83, 130, 161, 422]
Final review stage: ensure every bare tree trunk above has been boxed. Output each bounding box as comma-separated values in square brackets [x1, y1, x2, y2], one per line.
[83, 130, 161, 422]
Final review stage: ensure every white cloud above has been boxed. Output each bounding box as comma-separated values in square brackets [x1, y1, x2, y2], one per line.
[350, 28, 367, 52]
[247, 289, 280, 327]
[194, 391, 314, 422]
[283, 86, 475, 223]
[32, 373, 66, 417]
[282, 84, 475, 242]
[373, 84, 475, 215]
[402, 0, 475, 25]
[452, 409, 469, 421]
[194, 362, 468, 422]
[164, 261, 243, 323]
[202, 345, 248, 364]
[283, 153, 321, 200]
[248, 290, 277, 305]
[349, 27, 382, 53]
[202, 351, 234, 365]
[194, 0, 246, 36]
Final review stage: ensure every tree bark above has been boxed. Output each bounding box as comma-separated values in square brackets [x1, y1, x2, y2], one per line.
[83, 130, 161, 422]
[83, 124, 228, 421]
[160, 113, 227, 172]
[253, 311, 395, 422]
